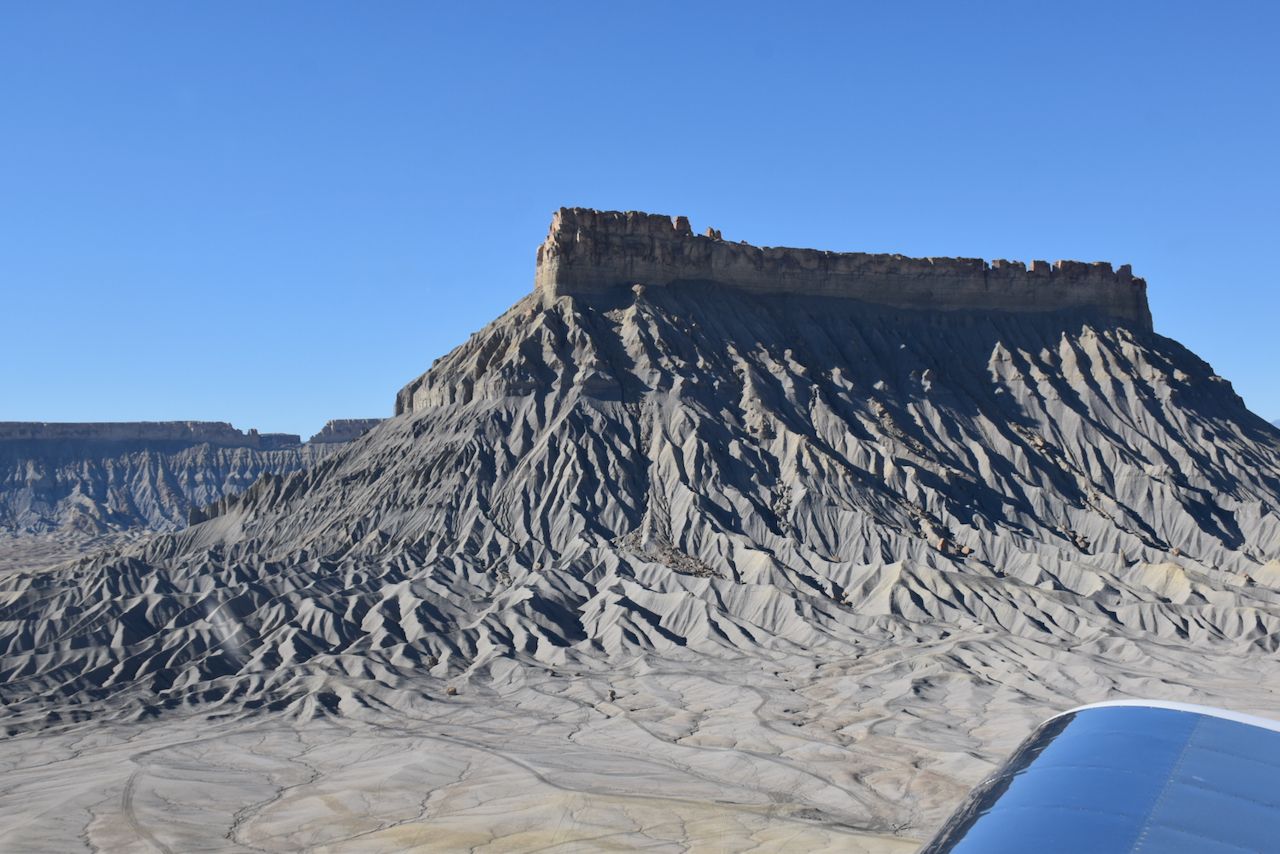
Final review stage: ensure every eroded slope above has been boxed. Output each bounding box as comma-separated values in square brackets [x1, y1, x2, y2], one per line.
[3, 284, 1280, 845]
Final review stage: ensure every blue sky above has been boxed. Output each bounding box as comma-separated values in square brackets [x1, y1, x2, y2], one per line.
[3, 2, 1276, 436]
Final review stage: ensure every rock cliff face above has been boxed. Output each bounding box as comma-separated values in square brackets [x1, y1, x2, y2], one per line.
[0, 420, 380, 535]
[306, 418, 382, 444]
[2, 210, 1278, 848]
[535, 207, 1152, 330]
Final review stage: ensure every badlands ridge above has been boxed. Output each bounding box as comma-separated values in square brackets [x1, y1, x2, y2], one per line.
[2, 210, 1279, 851]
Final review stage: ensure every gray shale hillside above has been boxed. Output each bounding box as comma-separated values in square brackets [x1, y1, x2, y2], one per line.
[2, 209, 1279, 841]
[0, 419, 380, 535]
[9, 207, 1280, 706]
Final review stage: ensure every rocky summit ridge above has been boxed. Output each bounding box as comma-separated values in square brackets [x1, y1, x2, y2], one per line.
[536, 207, 1152, 329]
[2, 209, 1279, 847]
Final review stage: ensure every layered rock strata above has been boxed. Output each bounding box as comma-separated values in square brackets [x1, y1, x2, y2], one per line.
[0, 421, 301, 450]
[535, 207, 1152, 329]
[306, 418, 383, 444]
[0, 419, 381, 535]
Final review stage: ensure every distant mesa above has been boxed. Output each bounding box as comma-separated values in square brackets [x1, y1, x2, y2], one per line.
[0, 418, 382, 536]
[535, 207, 1152, 329]
[0, 420, 302, 450]
[0, 419, 382, 450]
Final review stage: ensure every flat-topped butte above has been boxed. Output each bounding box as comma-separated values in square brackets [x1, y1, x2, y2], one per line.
[536, 208, 1152, 329]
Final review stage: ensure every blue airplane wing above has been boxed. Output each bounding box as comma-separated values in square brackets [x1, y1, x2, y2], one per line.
[920, 701, 1280, 853]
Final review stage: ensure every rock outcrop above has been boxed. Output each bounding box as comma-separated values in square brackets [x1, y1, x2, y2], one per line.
[0, 419, 381, 535]
[306, 419, 383, 444]
[535, 207, 1152, 329]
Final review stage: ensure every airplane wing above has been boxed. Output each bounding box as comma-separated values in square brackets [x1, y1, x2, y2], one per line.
[920, 700, 1280, 853]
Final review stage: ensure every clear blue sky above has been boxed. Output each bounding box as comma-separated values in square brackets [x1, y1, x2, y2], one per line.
[3, 2, 1276, 437]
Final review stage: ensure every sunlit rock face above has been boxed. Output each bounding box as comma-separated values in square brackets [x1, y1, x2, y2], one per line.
[534, 207, 1152, 329]
[2, 211, 1279, 850]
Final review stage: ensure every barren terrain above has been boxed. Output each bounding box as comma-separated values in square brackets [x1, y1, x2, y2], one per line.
[4, 216, 1280, 850]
